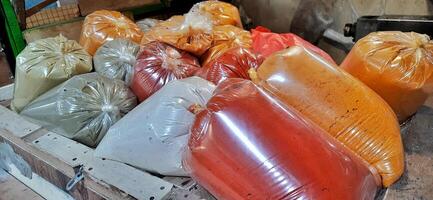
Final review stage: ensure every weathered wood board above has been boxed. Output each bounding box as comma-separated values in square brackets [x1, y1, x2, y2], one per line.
[0, 169, 44, 200]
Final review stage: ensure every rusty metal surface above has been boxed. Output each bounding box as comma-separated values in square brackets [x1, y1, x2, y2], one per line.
[376, 106, 433, 200]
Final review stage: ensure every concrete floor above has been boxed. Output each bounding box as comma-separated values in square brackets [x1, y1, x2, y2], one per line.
[377, 106, 433, 200]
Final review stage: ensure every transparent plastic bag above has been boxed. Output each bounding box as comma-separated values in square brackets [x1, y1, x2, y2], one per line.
[196, 47, 258, 85]
[141, 12, 213, 56]
[20, 73, 137, 147]
[183, 78, 380, 200]
[94, 39, 139, 85]
[80, 10, 143, 55]
[340, 31, 433, 122]
[136, 18, 162, 32]
[12, 35, 92, 112]
[95, 77, 215, 176]
[200, 25, 251, 66]
[251, 46, 403, 187]
[251, 26, 335, 64]
[189, 1, 242, 28]
[131, 42, 201, 102]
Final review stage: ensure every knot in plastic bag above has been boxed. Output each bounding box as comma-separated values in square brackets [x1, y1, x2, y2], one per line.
[179, 9, 213, 33]
[162, 47, 182, 69]
[101, 104, 119, 113]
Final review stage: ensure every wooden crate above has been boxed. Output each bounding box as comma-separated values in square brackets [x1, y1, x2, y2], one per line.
[0, 84, 213, 200]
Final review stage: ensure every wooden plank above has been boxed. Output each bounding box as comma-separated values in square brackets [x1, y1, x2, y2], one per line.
[23, 18, 83, 43]
[33, 133, 173, 200]
[0, 106, 41, 138]
[78, 0, 160, 15]
[0, 169, 44, 200]
[0, 129, 130, 200]
[6, 163, 74, 200]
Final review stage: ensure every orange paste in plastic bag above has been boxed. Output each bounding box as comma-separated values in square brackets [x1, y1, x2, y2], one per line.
[79, 10, 143, 55]
[340, 31, 433, 122]
[192, 1, 242, 28]
[201, 25, 251, 66]
[141, 15, 213, 56]
[252, 46, 404, 187]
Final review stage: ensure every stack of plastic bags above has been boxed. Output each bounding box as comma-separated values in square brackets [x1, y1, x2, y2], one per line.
[12, 35, 92, 112]
[341, 31, 433, 122]
[13, 2, 429, 199]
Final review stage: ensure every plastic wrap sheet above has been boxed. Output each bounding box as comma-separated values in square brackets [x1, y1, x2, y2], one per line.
[131, 42, 201, 102]
[196, 47, 258, 85]
[200, 25, 251, 66]
[141, 12, 213, 56]
[95, 77, 215, 176]
[251, 26, 335, 64]
[80, 10, 143, 55]
[136, 18, 162, 32]
[183, 78, 380, 200]
[20, 73, 137, 147]
[251, 46, 404, 187]
[94, 39, 139, 85]
[340, 31, 433, 122]
[12, 35, 92, 112]
[190, 1, 242, 28]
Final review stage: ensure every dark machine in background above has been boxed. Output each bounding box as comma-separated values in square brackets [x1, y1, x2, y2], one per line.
[344, 15, 433, 41]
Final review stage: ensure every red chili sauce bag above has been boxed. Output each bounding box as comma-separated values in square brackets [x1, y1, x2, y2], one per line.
[251, 26, 335, 64]
[131, 42, 201, 101]
[196, 47, 258, 85]
[183, 78, 380, 200]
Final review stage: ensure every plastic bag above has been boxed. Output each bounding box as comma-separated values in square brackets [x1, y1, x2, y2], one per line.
[251, 26, 335, 64]
[136, 18, 162, 32]
[95, 77, 215, 176]
[20, 73, 137, 147]
[340, 31, 433, 122]
[12, 35, 92, 112]
[196, 47, 258, 85]
[131, 42, 201, 102]
[200, 25, 251, 66]
[141, 13, 213, 56]
[184, 78, 379, 200]
[94, 39, 139, 85]
[251, 46, 403, 187]
[189, 1, 242, 28]
[80, 10, 143, 55]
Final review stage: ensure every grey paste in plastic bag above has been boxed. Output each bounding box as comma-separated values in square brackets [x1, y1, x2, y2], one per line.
[95, 77, 215, 176]
[94, 39, 139, 85]
[12, 35, 92, 112]
[20, 73, 137, 147]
